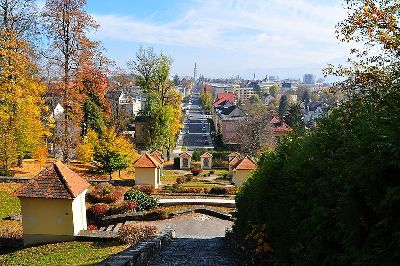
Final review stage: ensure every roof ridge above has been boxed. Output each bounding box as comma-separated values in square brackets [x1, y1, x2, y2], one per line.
[54, 161, 75, 198]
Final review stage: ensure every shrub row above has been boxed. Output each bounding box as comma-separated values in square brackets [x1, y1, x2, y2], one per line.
[87, 184, 124, 204]
[235, 91, 400, 265]
[118, 223, 157, 245]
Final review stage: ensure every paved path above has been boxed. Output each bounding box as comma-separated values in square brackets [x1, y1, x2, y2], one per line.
[150, 213, 240, 265]
[158, 198, 235, 208]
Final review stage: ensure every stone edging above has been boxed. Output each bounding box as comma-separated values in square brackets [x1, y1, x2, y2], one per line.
[101, 207, 234, 225]
[96, 229, 175, 266]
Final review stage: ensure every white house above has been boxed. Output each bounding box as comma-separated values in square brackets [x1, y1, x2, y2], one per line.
[16, 161, 90, 246]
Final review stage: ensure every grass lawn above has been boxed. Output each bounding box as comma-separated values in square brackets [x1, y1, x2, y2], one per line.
[0, 241, 129, 266]
[0, 183, 21, 219]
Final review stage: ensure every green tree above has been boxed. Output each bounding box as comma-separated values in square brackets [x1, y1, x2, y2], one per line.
[285, 103, 304, 131]
[301, 89, 310, 104]
[278, 95, 288, 117]
[249, 94, 260, 104]
[129, 47, 182, 152]
[269, 85, 279, 97]
[93, 127, 138, 180]
[236, 1, 400, 265]
[83, 100, 105, 135]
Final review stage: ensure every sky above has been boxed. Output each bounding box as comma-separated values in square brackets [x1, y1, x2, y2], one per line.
[83, 0, 351, 80]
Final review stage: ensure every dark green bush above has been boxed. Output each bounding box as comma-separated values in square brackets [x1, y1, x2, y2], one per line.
[209, 186, 236, 195]
[173, 157, 180, 169]
[176, 177, 185, 184]
[124, 189, 157, 211]
[191, 168, 203, 176]
[235, 86, 400, 265]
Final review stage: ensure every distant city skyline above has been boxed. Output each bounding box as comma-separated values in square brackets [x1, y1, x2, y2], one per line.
[81, 0, 351, 80]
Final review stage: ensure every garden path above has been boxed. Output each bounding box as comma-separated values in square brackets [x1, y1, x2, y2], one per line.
[149, 213, 240, 265]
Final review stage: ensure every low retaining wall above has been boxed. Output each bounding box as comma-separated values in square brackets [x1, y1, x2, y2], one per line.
[158, 198, 235, 208]
[225, 230, 277, 265]
[97, 229, 175, 266]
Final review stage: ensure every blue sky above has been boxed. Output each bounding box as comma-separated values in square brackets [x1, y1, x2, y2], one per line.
[84, 0, 350, 80]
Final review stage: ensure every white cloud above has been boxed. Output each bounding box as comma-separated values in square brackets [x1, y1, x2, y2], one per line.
[92, 0, 352, 75]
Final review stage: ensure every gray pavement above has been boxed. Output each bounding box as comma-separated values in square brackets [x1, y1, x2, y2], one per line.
[177, 90, 214, 152]
[149, 213, 240, 265]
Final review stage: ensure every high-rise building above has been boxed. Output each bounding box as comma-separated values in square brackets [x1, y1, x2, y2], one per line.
[193, 62, 197, 82]
[303, 74, 316, 85]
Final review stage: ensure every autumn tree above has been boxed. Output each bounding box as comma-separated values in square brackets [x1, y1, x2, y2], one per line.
[0, 0, 47, 172]
[42, 0, 102, 162]
[234, 104, 275, 155]
[199, 92, 212, 112]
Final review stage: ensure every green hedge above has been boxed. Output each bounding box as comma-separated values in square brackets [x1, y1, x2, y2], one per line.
[235, 87, 400, 265]
[124, 189, 157, 211]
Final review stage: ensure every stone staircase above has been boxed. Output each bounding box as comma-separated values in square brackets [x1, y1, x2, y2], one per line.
[77, 221, 134, 239]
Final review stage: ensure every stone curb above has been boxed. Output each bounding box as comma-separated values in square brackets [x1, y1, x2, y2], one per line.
[96, 229, 175, 266]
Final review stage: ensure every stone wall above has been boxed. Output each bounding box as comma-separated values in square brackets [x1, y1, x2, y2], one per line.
[97, 229, 175, 266]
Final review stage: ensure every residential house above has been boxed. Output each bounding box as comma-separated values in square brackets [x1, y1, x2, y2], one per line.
[214, 104, 246, 144]
[106, 86, 144, 118]
[16, 161, 90, 246]
[270, 115, 292, 141]
[303, 101, 329, 125]
[235, 87, 256, 101]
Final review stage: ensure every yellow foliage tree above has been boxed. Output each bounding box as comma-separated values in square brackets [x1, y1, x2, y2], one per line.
[0, 29, 47, 172]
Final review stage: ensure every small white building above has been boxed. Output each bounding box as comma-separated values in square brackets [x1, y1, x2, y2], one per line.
[16, 161, 90, 246]
[228, 152, 240, 163]
[200, 152, 213, 170]
[179, 152, 192, 170]
[134, 153, 162, 189]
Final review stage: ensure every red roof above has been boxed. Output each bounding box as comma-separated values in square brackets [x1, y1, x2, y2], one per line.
[229, 156, 240, 166]
[200, 152, 213, 158]
[212, 98, 227, 107]
[179, 152, 192, 158]
[150, 151, 164, 165]
[203, 84, 212, 93]
[134, 153, 161, 168]
[16, 161, 90, 199]
[216, 93, 235, 103]
[228, 152, 240, 158]
[232, 156, 257, 170]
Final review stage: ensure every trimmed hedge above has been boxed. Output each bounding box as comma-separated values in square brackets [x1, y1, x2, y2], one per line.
[124, 189, 157, 211]
[235, 88, 400, 265]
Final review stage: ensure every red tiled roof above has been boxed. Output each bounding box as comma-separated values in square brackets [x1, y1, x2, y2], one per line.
[179, 152, 192, 158]
[229, 156, 240, 166]
[150, 151, 164, 165]
[212, 98, 226, 107]
[16, 161, 90, 199]
[200, 152, 213, 158]
[216, 93, 235, 103]
[203, 84, 212, 93]
[228, 152, 240, 158]
[232, 156, 257, 170]
[134, 153, 161, 168]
